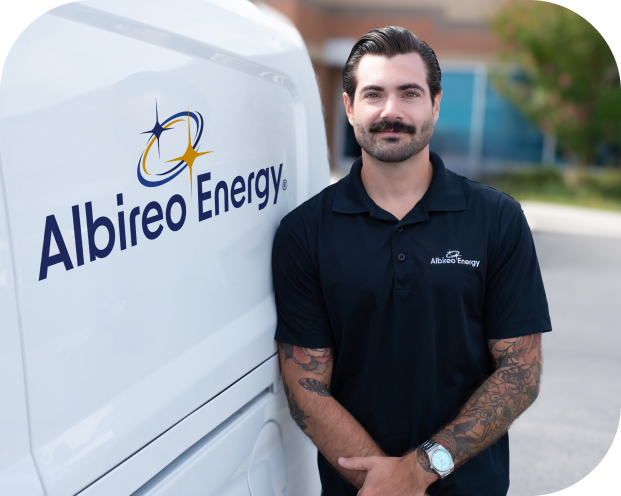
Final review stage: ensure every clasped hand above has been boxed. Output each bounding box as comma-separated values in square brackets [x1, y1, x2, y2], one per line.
[338, 453, 436, 496]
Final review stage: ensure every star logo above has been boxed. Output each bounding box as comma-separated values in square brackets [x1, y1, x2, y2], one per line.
[165, 109, 212, 195]
[137, 103, 212, 194]
[140, 100, 172, 157]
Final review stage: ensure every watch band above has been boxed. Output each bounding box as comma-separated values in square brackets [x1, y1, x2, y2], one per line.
[419, 440, 436, 452]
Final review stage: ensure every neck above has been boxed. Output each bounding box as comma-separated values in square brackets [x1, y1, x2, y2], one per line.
[360, 145, 434, 221]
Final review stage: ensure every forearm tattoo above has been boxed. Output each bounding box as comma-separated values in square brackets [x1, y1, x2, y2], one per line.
[283, 381, 311, 435]
[416, 448, 436, 475]
[279, 343, 334, 437]
[432, 333, 542, 466]
[279, 342, 332, 375]
[299, 377, 332, 397]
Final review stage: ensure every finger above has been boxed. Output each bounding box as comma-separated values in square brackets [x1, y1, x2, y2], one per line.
[338, 456, 372, 471]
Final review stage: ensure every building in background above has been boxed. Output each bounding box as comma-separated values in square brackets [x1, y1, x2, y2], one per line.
[261, 0, 556, 178]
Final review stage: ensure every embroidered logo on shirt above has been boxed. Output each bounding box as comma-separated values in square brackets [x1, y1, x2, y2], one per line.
[431, 250, 480, 267]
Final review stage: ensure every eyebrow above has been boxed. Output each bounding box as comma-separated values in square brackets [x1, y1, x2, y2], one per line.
[359, 83, 427, 94]
[360, 85, 385, 93]
[397, 83, 426, 94]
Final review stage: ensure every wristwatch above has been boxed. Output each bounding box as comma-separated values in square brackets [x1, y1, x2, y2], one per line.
[418, 440, 454, 479]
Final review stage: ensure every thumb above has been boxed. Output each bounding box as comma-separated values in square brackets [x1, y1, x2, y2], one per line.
[338, 456, 373, 471]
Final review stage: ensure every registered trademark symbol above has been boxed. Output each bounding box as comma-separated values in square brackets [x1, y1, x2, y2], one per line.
[282, 179, 288, 190]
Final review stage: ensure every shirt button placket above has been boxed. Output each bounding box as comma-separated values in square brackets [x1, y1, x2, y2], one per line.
[393, 225, 410, 289]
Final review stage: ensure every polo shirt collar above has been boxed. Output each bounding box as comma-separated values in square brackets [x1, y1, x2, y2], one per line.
[424, 151, 467, 213]
[332, 151, 466, 219]
[332, 156, 370, 215]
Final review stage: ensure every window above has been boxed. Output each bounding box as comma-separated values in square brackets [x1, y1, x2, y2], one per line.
[429, 71, 475, 157]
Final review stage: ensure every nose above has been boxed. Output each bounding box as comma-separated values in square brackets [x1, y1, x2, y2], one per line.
[379, 93, 404, 121]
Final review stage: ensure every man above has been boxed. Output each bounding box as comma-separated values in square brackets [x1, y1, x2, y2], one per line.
[272, 26, 551, 496]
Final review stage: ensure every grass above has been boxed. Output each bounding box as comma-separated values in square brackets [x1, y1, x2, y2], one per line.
[482, 166, 621, 212]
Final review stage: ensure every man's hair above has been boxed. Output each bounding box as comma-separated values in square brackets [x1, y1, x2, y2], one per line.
[343, 26, 442, 104]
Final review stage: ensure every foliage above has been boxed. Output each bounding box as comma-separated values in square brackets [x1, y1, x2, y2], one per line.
[490, 0, 621, 165]
[484, 166, 621, 211]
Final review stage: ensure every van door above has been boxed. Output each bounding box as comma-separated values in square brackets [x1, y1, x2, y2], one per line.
[0, 1, 328, 494]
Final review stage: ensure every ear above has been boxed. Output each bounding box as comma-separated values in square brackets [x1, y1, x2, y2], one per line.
[343, 92, 355, 127]
[432, 90, 442, 124]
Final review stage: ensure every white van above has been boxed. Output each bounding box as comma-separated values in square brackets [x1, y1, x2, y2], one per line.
[0, 0, 328, 494]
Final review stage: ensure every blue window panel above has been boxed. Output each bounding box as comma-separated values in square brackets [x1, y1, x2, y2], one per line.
[430, 71, 474, 156]
[482, 83, 544, 162]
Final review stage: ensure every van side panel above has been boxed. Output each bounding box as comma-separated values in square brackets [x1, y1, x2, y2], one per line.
[77, 357, 321, 496]
[0, 165, 44, 495]
[0, 1, 328, 495]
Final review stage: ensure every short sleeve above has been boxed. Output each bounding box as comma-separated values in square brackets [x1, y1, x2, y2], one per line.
[484, 195, 552, 339]
[272, 220, 334, 348]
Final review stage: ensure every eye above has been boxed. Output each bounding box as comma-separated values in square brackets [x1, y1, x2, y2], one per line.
[405, 91, 418, 98]
[365, 92, 379, 98]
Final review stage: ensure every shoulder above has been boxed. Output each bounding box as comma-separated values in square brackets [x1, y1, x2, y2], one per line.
[454, 172, 523, 220]
[275, 181, 339, 255]
[280, 181, 339, 232]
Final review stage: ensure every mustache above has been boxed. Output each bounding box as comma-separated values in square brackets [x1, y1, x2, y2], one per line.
[369, 120, 416, 134]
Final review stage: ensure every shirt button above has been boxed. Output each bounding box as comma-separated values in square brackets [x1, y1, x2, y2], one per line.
[397, 253, 406, 262]
[396, 226, 403, 232]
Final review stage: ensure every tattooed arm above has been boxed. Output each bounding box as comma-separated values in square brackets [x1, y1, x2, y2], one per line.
[425, 332, 543, 470]
[277, 341, 385, 489]
[339, 333, 543, 495]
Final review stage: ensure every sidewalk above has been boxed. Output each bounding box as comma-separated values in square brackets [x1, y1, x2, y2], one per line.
[521, 201, 621, 239]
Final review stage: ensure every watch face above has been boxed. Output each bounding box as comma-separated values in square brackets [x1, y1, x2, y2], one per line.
[431, 449, 452, 472]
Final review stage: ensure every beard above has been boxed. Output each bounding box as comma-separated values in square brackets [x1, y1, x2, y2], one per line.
[354, 115, 435, 163]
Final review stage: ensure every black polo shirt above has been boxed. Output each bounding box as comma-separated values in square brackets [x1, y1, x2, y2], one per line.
[272, 151, 552, 496]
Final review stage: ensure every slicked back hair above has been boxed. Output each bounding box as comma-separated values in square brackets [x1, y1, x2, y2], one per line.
[343, 26, 442, 105]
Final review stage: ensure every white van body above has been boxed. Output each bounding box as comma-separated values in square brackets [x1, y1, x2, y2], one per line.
[0, 1, 328, 494]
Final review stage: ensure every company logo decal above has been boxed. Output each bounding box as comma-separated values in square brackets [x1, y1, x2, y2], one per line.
[138, 102, 212, 193]
[431, 250, 480, 267]
[38, 101, 285, 281]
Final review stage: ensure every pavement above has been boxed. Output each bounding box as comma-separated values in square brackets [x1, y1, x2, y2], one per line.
[508, 203, 621, 496]
[521, 201, 621, 240]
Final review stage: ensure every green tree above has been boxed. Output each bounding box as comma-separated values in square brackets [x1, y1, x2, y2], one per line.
[491, 0, 621, 165]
